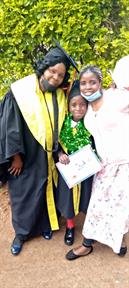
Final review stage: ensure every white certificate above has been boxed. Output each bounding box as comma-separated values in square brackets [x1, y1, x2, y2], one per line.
[56, 144, 102, 189]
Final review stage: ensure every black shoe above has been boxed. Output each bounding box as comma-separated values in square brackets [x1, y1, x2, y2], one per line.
[66, 245, 93, 260]
[83, 238, 95, 246]
[11, 236, 24, 256]
[42, 230, 53, 240]
[118, 246, 127, 256]
[64, 227, 74, 246]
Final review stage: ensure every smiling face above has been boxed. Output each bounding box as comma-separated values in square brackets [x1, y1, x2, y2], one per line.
[69, 95, 87, 122]
[41, 63, 66, 88]
[80, 71, 101, 97]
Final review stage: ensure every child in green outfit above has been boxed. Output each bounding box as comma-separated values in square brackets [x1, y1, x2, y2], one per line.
[57, 80, 94, 246]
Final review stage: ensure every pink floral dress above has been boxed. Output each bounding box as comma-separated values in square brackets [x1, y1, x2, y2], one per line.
[83, 88, 129, 253]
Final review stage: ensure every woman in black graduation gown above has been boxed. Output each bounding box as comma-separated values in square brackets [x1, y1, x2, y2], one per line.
[0, 44, 78, 255]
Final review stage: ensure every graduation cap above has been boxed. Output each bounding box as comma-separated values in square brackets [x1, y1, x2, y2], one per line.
[52, 38, 79, 73]
[34, 38, 79, 83]
[68, 80, 80, 102]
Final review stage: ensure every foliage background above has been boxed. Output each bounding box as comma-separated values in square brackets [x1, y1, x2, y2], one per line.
[0, 0, 129, 98]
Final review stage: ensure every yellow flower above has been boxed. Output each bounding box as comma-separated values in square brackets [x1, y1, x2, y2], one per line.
[72, 127, 77, 135]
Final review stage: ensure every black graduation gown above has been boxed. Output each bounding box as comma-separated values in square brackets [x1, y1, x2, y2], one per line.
[0, 91, 58, 240]
[56, 174, 93, 219]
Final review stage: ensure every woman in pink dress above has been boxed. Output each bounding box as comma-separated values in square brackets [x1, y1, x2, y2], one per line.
[66, 62, 129, 260]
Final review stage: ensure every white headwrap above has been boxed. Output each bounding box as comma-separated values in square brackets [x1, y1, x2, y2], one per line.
[112, 55, 129, 88]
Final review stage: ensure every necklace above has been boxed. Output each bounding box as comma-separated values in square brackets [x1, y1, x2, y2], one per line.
[60, 114, 92, 154]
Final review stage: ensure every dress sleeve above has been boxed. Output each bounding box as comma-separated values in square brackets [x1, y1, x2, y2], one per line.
[0, 90, 25, 164]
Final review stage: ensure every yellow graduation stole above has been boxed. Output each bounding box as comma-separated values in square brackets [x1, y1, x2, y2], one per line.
[73, 184, 81, 215]
[59, 140, 81, 216]
[11, 74, 66, 230]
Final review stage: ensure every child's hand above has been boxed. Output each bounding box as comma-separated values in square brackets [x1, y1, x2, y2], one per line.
[8, 154, 23, 176]
[59, 153, 70, 165]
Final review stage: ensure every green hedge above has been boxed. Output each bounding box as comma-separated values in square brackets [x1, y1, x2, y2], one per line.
[0, 0, 129, 98]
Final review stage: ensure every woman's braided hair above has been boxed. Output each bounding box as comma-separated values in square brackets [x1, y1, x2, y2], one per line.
[79, 65, 103, 82]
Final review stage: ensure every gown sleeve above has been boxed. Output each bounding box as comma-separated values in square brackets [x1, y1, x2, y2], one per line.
[0, 89, 25, 164]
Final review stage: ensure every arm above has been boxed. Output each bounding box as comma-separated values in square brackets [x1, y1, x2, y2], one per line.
[0, 90, 25, 164]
